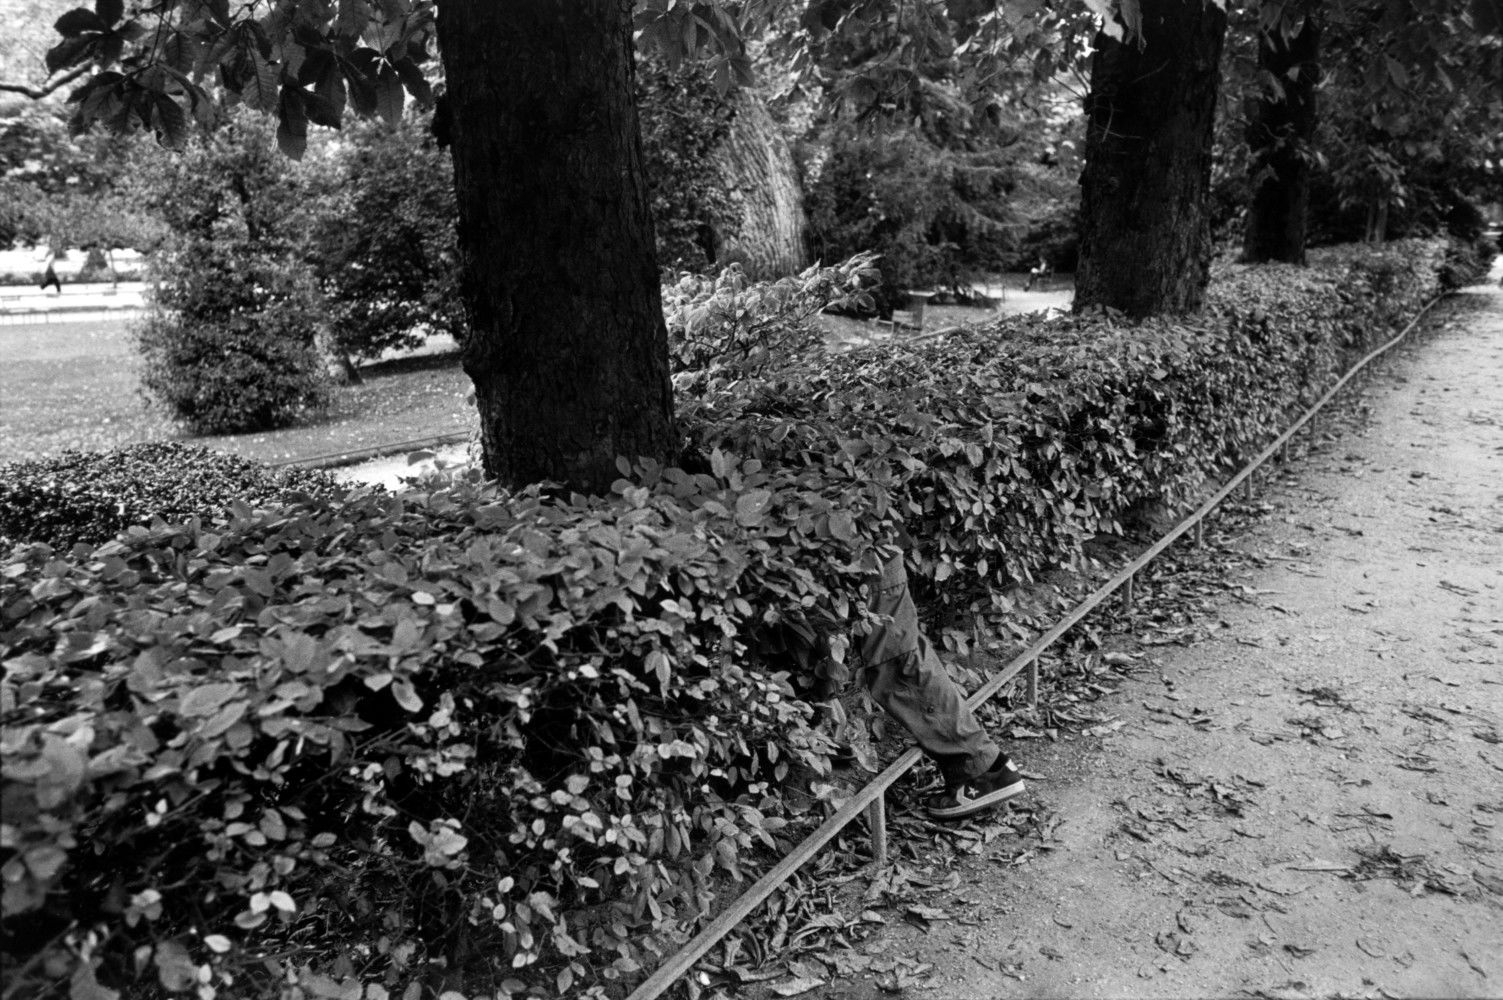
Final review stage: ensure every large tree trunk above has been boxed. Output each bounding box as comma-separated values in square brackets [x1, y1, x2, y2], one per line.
[1243, 10, 1321, 264]
[435, 0, 675, 492]
[709, 87, 809, 279]
[1074, 0, 1229, 318]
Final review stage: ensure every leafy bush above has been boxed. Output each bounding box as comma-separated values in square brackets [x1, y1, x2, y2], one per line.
[0, 239, 1461, 999]
[136, 237, 331, 434]
[0, 443, 343, 551]
[1437, 233, 1498, 291]
[803, 126, 1021, 308]
[306, 116, 464, 360]
[662, 253, 878, 384]
[637, 57, 741, 274]
[1, 456, 899, 999]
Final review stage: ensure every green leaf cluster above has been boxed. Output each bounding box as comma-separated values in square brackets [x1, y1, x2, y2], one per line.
[1, 451, 901, 998]
[663, 252, 879, 384]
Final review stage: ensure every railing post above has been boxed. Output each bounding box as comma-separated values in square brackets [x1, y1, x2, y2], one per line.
[1121, 573, 1134, 614]
[1194, 519, 1205, 549]
[1026, 658, 1039, 707]
[868, 796, 888, 868]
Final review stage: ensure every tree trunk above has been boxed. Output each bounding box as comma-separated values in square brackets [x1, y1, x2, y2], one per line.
[435, 0, 675, 492]
[709, 87, 809, 279]
[1243, 10, 1321, 264]
[315, 323, 362, 386]
[1074, 0, 1229, 318]
[1365, 198, 1389, 243]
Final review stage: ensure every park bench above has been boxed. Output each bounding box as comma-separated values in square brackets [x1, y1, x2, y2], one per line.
[878, 290, 935, 335]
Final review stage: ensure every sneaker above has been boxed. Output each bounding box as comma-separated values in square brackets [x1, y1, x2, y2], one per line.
[925, 755, 1026, 820]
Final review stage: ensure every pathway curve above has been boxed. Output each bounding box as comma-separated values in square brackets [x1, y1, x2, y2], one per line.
[819, 272, 1503, 999]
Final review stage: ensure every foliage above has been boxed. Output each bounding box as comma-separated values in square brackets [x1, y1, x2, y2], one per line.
[1, 454, 898, 1000]
[662, 252, 878, 383]
[128, 107, 303, 246]
[1437, 234, 1499, 290]
[803, 126, 1022, 306]
[1213, 0, 1503, 250]
[303, 115, 463, 360]
[0, 237, 1463, 999]
[0, 107, 163, 251]
[135, 236, 330, 434]
[636, 56, 740, 274]
[0, 443, 342, 551]
[682, 238, 1454, 628]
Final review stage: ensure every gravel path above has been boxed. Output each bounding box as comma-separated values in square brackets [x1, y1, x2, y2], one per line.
[807, 271, 1503, 999]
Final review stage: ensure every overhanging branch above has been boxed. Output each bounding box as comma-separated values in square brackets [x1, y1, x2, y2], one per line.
[0, 64, 91, 101]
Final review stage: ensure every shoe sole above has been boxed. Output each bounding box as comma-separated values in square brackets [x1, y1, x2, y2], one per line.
[925, 779, 1026, 821]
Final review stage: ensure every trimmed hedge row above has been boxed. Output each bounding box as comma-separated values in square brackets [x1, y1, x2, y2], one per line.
[0, 443, 343, 551]
[683, 239, 1453, 630]
[0, 238, 1471, 999]
[2, 457, 900, 1000]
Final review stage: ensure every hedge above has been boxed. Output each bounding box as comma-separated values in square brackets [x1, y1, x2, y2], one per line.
[683, 238, 1456, 628]
[0, 238, 1472, 1000]
[0, 443, 343, 552]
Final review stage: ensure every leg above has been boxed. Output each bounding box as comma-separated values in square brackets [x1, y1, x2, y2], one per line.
[860, 555, 1016, 798]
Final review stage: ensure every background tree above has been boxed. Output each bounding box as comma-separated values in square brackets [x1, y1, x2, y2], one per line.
[1074, 0, 1229, 317]
[1241, 0, 1321, 263]
[434, 0, 674, 490]
[772, 0, 1082, 302]
[1216, 0, 1503, 257]
[50, 0, 698, 492]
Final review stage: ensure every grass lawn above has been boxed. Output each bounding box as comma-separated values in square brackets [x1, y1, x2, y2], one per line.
[0, 317, 473, 466]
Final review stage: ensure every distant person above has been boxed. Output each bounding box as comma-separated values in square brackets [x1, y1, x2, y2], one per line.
[1024, 256, 1051, 292]
[39, 253, 62, 294]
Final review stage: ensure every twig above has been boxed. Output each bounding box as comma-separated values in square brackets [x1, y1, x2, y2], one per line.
[0, 64, 91, 100]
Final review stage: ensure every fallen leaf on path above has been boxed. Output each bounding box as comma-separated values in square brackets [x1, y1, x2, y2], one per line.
[1462, 950, 1488, 979]
[904, 904, 950, 925]
[1287, 860, 1348, 872]
[771, 977, 825, 997]
[1283, 943, 1318, 958]
[1356, 938, 1387, 959]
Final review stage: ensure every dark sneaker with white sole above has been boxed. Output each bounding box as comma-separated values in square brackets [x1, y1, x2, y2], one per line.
[925, 755, 1026, 820]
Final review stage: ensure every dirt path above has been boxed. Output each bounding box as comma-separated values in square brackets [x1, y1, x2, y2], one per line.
[806, 274, 1503, 999]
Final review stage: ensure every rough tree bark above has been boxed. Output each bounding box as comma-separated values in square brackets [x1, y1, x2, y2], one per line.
[435, 0, 675, 492]
[709, 87, 809, 279]
[1074, 0, 1229, 318]
[1243, 10, 1322, 264]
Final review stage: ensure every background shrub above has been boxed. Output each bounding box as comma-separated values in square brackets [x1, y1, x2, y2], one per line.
[662, 252, 878, 384]
[0, 443, 343, 550]
[304, 116, 465, 361]
[803, 125, 1021, 309]
[136, 237, 331, 434]
[1437, 233, 1498, 291]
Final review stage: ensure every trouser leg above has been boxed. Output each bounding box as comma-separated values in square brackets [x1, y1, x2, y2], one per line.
[860, 554, 1000, 785]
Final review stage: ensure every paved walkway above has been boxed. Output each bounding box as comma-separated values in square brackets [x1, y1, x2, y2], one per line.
[810, 270, 1503, 999]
